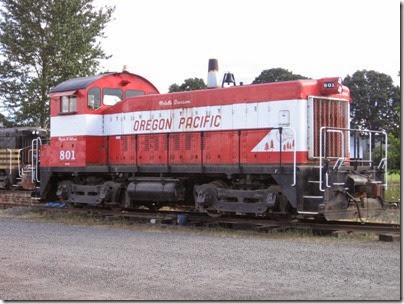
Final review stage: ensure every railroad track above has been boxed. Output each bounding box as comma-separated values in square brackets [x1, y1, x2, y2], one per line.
[0, 198, 400, 236]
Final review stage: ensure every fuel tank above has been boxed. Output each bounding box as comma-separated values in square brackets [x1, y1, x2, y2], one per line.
[127, 178, 185, 202]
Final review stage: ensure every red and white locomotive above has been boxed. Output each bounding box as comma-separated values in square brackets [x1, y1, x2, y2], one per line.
[38, 60, 388, 220]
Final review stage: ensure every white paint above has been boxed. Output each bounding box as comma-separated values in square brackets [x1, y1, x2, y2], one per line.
[207, 71, 220, 88]
[251, 128, 296, 152]
[59, 150, 76, 160]
[50, 99, 309, 151]
[50, 114, 104, 137]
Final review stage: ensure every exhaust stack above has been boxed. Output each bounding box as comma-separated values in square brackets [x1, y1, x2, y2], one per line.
[207, 58, 220, 89]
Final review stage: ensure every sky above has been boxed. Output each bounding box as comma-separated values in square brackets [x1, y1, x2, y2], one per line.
[94, 0, 400, 93]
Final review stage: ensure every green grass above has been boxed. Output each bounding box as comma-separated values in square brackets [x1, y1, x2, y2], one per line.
[387, 172, 400, 184]
[385, 172, 400, 202]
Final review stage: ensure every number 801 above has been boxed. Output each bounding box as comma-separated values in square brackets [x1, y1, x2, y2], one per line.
[59, 150, 76, 160]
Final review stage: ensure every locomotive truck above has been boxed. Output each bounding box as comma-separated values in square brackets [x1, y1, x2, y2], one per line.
[28, 60, 388, 220]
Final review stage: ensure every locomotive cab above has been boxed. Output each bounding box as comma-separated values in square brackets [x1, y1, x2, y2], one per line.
[50, 72, 159, 116]
[41, 72, 159, 165]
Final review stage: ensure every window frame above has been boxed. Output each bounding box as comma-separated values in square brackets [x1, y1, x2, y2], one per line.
[102, 88, 123, 106]
[59, 95, 77, 114]
[88, 86, 101, 110]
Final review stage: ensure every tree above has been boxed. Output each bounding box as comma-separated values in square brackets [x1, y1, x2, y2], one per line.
[387, 133, 400, 173]
[343, 70, 400, 137]
[0, 0, 114, 128]
[252, 68, 308, 84]
[0, 113, 11, 127]
[168, 78, 207, 92]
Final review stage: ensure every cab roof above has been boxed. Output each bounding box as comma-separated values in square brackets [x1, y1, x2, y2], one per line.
[50, 72, 159, 93]
[50, 73, 113, 93]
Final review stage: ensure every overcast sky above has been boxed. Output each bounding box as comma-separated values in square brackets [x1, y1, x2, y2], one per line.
[95, 0, 400, 93]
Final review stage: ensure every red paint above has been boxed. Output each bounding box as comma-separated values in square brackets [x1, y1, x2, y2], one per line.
[41, 72, 350, 169]
[49, 72, 159, 117]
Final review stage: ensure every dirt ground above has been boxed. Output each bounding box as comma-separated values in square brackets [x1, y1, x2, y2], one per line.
[0, 215, 400, 300]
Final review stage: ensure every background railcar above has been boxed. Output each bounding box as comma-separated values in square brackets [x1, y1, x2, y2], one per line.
[0, 127, 47, 190]
[38, 62, 387, 220]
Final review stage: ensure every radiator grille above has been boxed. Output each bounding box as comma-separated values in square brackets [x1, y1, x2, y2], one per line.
[122, 136, 128, 152]
[153, 135, 159, 151]
[185, 133, 192, 150]
[143, 135, 149, 152]
[313, 98, 349, 158]
[173, 134, 180, 150]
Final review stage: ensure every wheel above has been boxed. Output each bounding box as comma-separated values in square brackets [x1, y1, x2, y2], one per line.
[267, 185, 294, 215]
[194, 180, 227, 217]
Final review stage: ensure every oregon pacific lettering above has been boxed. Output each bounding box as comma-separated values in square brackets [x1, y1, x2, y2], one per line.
[133, 115, 221, 132]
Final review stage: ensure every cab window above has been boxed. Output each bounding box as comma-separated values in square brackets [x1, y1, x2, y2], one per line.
[103, 88, 123, 106]
[88, 87, 101, 110]
[60, 95, 76, 113]
[126, 90, 145, 99]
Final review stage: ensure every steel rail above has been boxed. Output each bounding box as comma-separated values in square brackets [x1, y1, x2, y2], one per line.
[0, 200, 399, 235]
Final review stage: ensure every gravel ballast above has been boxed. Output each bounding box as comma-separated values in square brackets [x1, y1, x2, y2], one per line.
[0, 218, 400, 300]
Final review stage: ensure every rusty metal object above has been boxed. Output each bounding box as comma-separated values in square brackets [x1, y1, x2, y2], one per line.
[20, 171, 36, 190]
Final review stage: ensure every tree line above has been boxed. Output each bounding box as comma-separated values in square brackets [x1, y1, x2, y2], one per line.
[0, 0, 400, 171]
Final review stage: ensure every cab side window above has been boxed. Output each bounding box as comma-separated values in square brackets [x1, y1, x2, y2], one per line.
[60, 95, 76, 113]
[88, 87, 101, 110]
[103, 88, 123, 106]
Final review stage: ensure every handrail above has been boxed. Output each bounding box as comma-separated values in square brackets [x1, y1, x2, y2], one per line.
[31, 137, 42, 183]
[378, 158, 387, 170]
[36, 137, 42, 182]
[31, 142, 35, 183]
[318, 127, 388, 192]
[325, 129, 345, 159]
[17, 146, 31, 177]
[282, 127, 297, 187]
[333, 157, 345, 170]
[369, 132, 372, 164]
[318, 127, 328, 192]
[17, 149, 22, 177]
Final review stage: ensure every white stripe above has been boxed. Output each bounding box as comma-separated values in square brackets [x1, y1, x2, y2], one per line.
[50, 114, 103, 137]
[50, 99, 308, 151]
